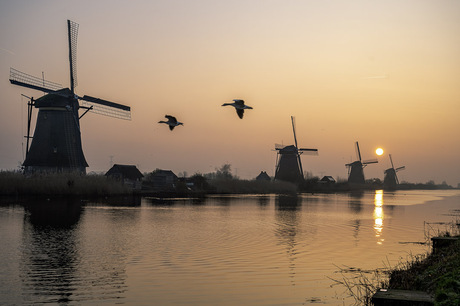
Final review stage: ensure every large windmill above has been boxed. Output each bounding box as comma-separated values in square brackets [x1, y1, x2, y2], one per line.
[345, 141, 378, 184]
[9, 20, 131, 174]
[274, 116, 318, 183]
[383, 154, 405, 189]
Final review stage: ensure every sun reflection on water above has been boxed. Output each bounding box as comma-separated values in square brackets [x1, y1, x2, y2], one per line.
[373, 190, 384, 244]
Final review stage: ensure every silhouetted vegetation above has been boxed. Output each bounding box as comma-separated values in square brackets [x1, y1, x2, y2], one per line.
[332, 221, 460, 305]
[388, 238, 460, 305]
[1, 166, 456, 198]
[0, 171, 130, 196]
[204, 164, 297, 194]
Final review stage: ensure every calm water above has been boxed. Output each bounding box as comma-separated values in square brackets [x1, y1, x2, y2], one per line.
[1, 190, 459, 305]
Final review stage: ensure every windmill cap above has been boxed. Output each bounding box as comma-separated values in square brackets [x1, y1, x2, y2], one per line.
[35, 88, 73, 108]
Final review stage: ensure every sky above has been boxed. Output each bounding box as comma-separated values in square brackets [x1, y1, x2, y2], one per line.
[1, 0, 459, 185]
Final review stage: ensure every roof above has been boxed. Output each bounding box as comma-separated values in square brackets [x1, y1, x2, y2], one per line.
[256, 171, 271, 181]
[105, 164, 143, 179]
[35, 88, 73, 108]
[278, 145, 298, 154]
[151, 169, 178, 178]
[320, 176, 336, 182]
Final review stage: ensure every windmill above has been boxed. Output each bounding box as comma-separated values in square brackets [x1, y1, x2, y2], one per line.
[345, 141, 378, 184]
[383, 154, 405, 189]
[9, 20, 131, 174]
[274, 116, 318, 183]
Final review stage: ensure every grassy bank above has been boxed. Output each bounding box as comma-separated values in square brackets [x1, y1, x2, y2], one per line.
[0, 171, 130, 196]
[332, 223, 460, 305]
[387, 237, 460, 305]
[0, 171, 298, 197]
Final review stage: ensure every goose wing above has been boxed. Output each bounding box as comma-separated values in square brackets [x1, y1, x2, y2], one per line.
[236, 108, 244, 119]
[165, 115, 177, 124]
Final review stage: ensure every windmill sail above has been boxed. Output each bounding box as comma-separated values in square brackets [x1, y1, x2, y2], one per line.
[9, 68, 63, 93]
[68, 19, 79, 93]
[80, 96, 131, 120]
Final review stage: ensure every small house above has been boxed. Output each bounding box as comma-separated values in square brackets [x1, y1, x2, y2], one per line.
[105, 164, 144, 190]
[256, 171, 271, 181]
[149, 169, 178, 190]
[320, 176, 336, 184]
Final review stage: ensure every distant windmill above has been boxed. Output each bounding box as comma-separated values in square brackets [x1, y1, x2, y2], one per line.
[9, 20, 131, 174]
[383, 154, 405, 189]
[345, 141, 378, 184]
[274, 116, 318, 183]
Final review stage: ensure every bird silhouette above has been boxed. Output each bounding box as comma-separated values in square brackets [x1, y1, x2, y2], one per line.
[158, 115, 183, 131]
[222, 99, 253, 119]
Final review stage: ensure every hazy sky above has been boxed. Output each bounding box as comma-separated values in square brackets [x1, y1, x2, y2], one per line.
[1, 0, 459, 185]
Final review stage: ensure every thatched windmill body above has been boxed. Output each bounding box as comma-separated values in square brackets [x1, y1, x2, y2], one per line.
[345, 141, 378, 184]
[383, 154, 405, 189]
[274, 116, 318, 183]
[9, 20, 131, 174]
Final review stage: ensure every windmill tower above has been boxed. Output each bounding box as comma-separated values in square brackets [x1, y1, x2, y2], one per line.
[345, 141, 378, 184]
[9, 20, 131, 174]
[274, 116, 318, 183]
[383, 154, 405, 189]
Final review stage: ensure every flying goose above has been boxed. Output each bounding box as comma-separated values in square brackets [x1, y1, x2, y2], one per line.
[222, 99, 253, 119]
[158, 115, 183, 131]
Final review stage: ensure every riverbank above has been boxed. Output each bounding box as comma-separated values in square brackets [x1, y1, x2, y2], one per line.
[0, 171, 131, 196]
[0, 171, 299, 197]
[1, 171, 455, 198]
[383, 235, 460, 305]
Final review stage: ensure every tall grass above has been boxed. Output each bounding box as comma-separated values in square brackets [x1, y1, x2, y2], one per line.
[330, 219, 460, 305]
[0, 171, 130, 196]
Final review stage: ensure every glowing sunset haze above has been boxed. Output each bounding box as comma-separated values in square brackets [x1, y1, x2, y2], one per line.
[1, 0, 459, 185]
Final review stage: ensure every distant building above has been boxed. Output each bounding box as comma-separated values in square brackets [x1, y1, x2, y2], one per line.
[319, 176, 336, 184]
[149, 169, 178, 190]
[256, 171, 271, 181]
[105, 164, 143, 190]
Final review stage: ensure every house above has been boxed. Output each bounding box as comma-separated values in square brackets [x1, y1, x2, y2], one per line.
[256, 171, 271, 181]
[105, 164, 144, 190]
[319, 176, 336, 184]
[149, 169, 178, 190]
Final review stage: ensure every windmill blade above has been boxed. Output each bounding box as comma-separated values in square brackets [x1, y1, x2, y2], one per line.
[389, 154, 395, 169]
[395, 166, 406, 172]
[363, 158, 378, 165]
[80, 95, 131, 120]
[291, 116, 298, 149]
[355, 141, 362, 162]
[299, 148, 318, 155]
[9, 68, 63, 93]
[297, 154, 304, 180]
[67, 20, 79, 93]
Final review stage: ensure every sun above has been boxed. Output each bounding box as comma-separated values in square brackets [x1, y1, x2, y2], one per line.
[376, 148, 384, 156]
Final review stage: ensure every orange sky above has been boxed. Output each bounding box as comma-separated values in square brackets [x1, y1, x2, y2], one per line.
[1, 0, 459, 185]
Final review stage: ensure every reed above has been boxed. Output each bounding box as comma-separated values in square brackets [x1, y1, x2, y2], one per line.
[0, 171, 130, 196]
[330, 221, 460, 305]
[329, 264, 390, 305]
